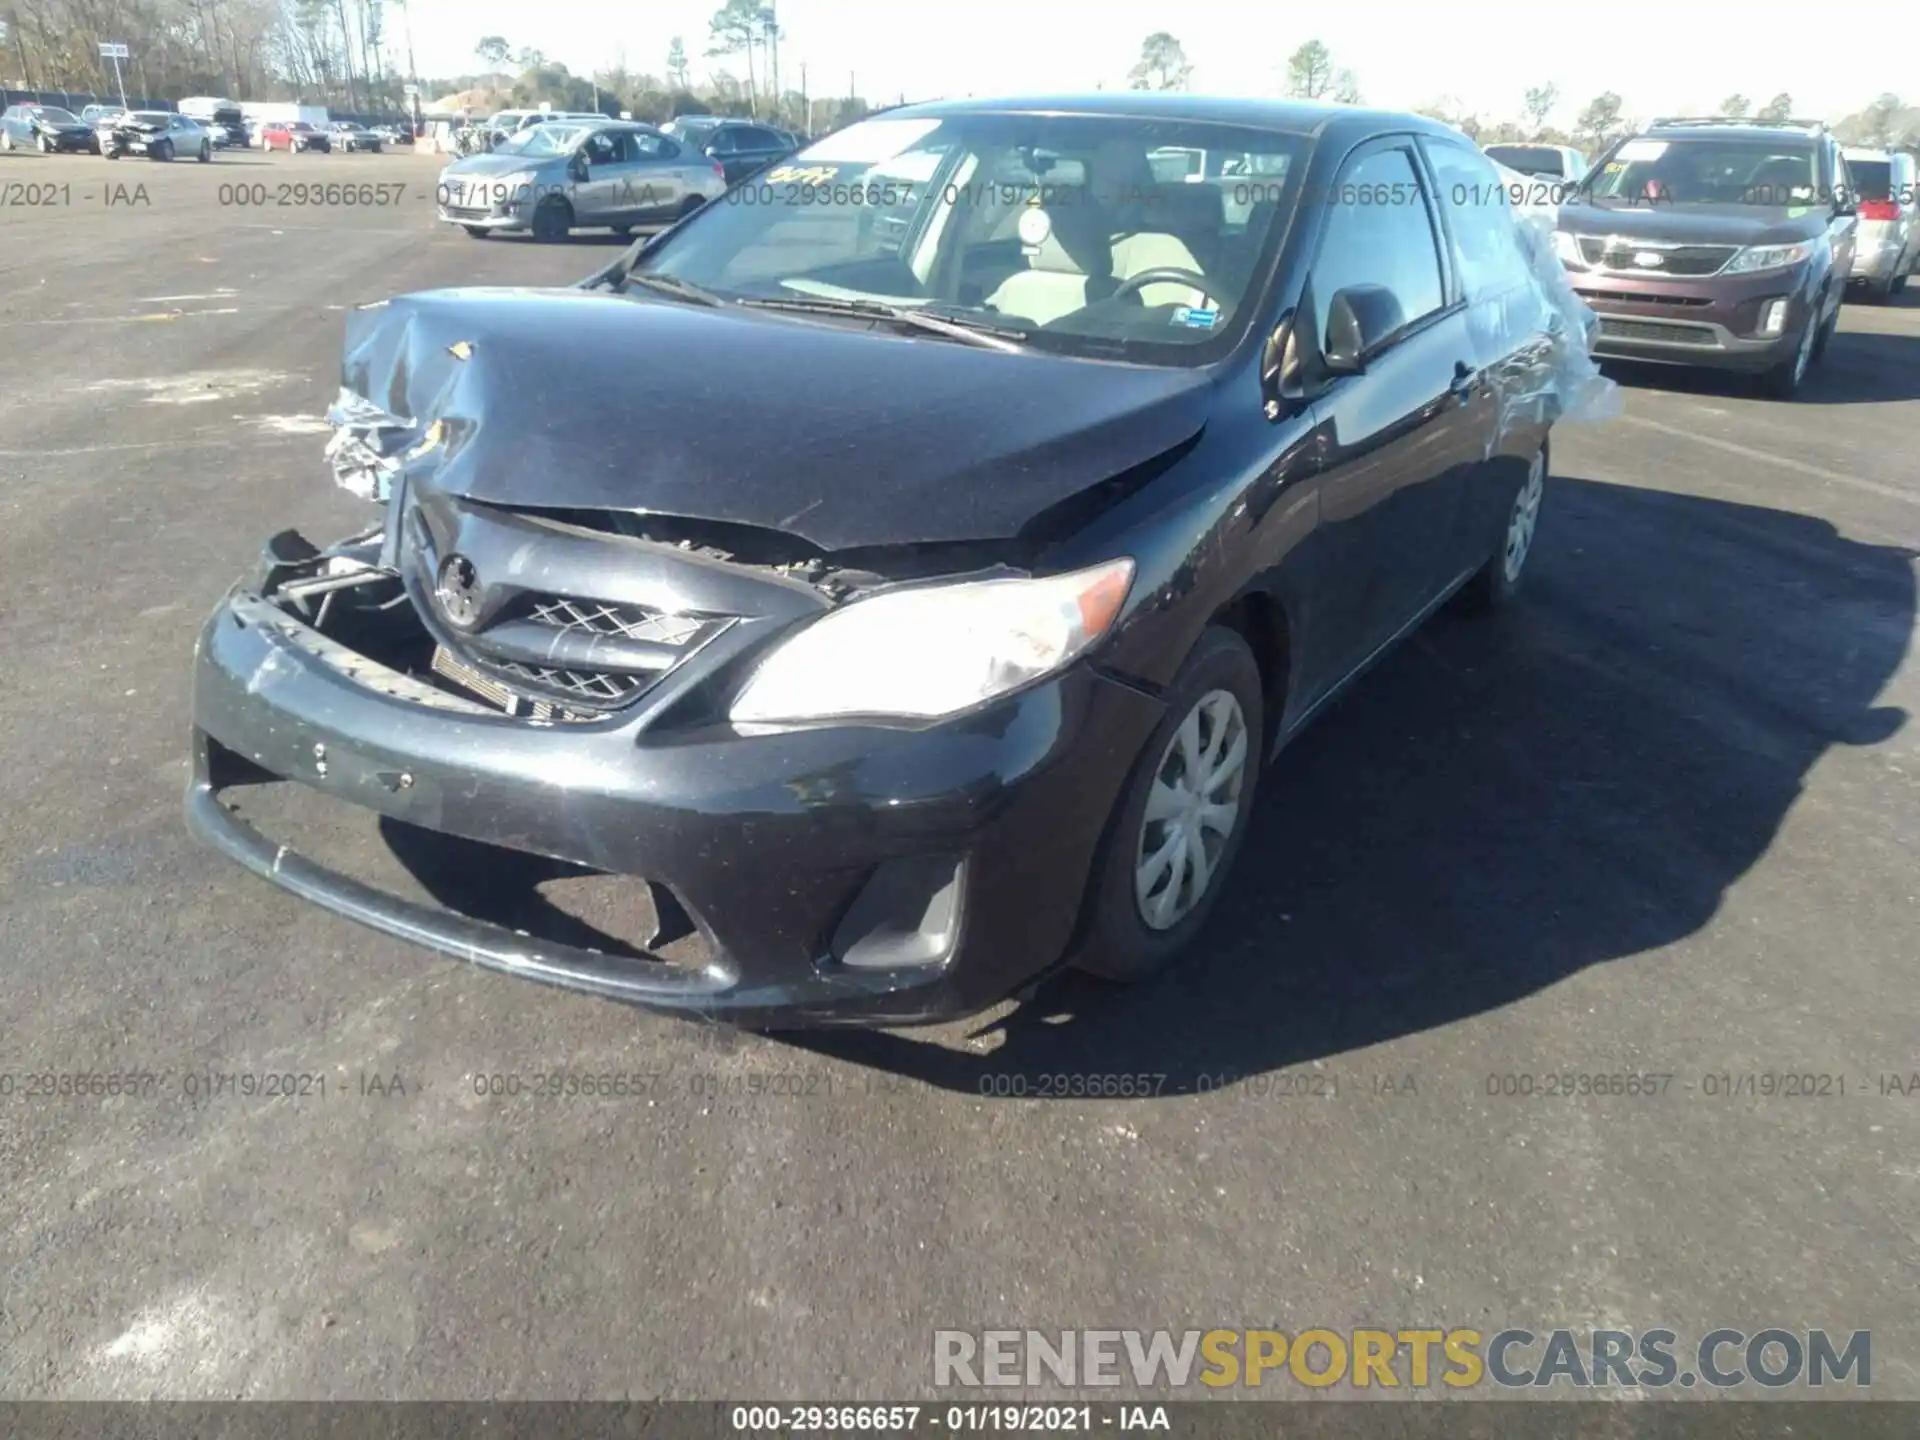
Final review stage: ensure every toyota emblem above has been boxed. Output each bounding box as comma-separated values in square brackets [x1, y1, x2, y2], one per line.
[436, 553, 482, 628]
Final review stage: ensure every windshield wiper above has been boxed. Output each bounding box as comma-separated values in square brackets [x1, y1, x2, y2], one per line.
[615, 269, 727, 307]
[735, 295, 1029, 352]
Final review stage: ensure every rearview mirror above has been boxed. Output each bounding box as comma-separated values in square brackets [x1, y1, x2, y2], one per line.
[1322, 284, 1406, 375]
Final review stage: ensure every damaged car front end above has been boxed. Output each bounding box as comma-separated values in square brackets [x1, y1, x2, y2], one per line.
[189, 96, 1612, 1026]
[187, 278, 1196, 1025]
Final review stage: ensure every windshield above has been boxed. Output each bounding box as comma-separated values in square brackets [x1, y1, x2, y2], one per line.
[1485, 145, 1564, 177]
[32, 107, 79, 124]
[1585, 136, 1818, 205]
[132, 113, 171, 125]
[1846, 160, 1891, 201]
[494, 124, 590, 157]
[636, 112, 1306, 365]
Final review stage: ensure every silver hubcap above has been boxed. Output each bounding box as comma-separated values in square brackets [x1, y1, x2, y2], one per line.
[1503, 452, 1545, 583]
[1134, 689, 1248, 931]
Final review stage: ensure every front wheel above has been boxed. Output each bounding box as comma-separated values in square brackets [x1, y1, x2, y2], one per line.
[530, 196, 573, 242]
[1462, 444, 1547, 612]
[1072, 627, 1265, 984]
[104, 147, 121, 160]
[150, 139, 173, 163]
[1759, 310, 1820, 398]
[197, 141, 211, 163]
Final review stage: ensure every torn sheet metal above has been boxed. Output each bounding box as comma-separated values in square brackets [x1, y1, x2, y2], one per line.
[323, 387, 413, 502]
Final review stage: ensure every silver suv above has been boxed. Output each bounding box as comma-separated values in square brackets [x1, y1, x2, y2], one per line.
[1844, 147, 1916, 300]
[436, 120, 728, 241]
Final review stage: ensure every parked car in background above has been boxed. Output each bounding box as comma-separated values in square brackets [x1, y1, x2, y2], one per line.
[179, 96, 249, 148]
[193, 95, 1604, 1027]
[1842, 147, 1916, 300]
[1553, 116, 1857, 398]
[330, 122, 384, 152]
[481, 110, 544, 149]
[0, 104, 97, 154]
[1484, 143, 1587, 185]
[437, 119, 727, 239]
[370, 124, 408, 146]
[263, 121, 332, 153]
[102, 110, 214, 162]
[660, 116, 798, 183]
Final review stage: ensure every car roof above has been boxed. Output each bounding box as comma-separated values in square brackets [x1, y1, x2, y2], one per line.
[1640, 121, 1819, 143]
[880, 92, 1459, 142]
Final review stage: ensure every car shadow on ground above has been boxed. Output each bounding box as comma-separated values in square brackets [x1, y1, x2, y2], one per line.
[774, 473, 1915, 1093]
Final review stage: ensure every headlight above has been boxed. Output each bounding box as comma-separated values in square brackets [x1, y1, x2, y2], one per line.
[1551, 231, 1586, 269]
[729, 558, 1135, 723]
[1722, 240, 1815, 276]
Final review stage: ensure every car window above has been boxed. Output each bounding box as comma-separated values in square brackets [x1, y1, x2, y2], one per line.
[582, 131, 624, 165]
[1586, 138, 1817, 205]
[643, 112, 1304, 366]
[710, 128, 742, 154]
[1308, 146, 1446, 344]
[740, 126, 783, 149]
[634, 131, 678, 160]
[1424, 140, 1534, 302]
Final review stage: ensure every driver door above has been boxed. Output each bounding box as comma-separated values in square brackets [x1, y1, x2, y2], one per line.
[571, 132, 631, 222]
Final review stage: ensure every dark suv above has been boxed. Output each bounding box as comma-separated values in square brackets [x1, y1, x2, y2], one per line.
[661, 117, 798, 184]
[1552, 117, 1858, 398]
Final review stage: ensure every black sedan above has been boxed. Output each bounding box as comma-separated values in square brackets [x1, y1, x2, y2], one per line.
[186, 95, 1601, 1027]
[0, 104, 96, 154]
[330, 122, 384, 152]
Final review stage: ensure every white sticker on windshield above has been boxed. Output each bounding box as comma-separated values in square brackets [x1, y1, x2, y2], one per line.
[800, 118, 943, 164]
[1615, 140, 1669, 162]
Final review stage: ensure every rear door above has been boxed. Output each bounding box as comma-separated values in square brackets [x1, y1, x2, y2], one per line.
[1300, 137, 1486, 670]
[1421, 136, 1555, 570]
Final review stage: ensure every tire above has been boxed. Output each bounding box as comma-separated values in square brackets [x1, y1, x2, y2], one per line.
[150, 139, 173, 163]
[1758, 311, 1819, 399]
[197, 142, 211, 163]
[1072, 626, 1266, 984]
[462, 225, 491, 239]
[104, 147, 120, 161]
[1462, 443, 1547, 612]
[610, 224, 634, 238]
[677, 195, 705, 219]
[530, 196, 573, 242]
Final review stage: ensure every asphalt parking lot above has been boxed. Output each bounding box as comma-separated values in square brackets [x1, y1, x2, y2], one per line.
[1, 148, 1916, 1401]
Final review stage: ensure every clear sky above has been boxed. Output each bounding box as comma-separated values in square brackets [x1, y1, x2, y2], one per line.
[396, 0, 1909, 128]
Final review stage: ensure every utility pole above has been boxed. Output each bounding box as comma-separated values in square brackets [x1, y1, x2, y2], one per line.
[767, 1, 779, 125]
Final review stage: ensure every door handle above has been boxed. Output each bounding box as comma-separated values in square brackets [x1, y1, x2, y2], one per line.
[1449, 361, 1479, 399]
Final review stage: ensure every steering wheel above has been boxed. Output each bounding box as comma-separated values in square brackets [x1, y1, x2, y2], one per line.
[1109, 267, 1221, 310]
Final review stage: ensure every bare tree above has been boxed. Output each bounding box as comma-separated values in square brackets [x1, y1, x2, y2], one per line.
[1522, 83, 1559, 138]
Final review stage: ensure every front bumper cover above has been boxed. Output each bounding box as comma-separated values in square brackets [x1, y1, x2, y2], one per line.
[187, 580, 1161, 1026]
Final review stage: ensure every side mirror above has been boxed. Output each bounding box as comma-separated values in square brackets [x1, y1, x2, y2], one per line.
[1322, 284, 1407, 375]
[704, 144, 722, 159]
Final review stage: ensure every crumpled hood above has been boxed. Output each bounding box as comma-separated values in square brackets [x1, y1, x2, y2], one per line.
[336, 286, 1216, 552]
[1557, 199, 1826, 248]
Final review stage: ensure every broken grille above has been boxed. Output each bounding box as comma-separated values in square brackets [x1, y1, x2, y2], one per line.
[495, 661, 650, 705]
[527, 597, 707, 648]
